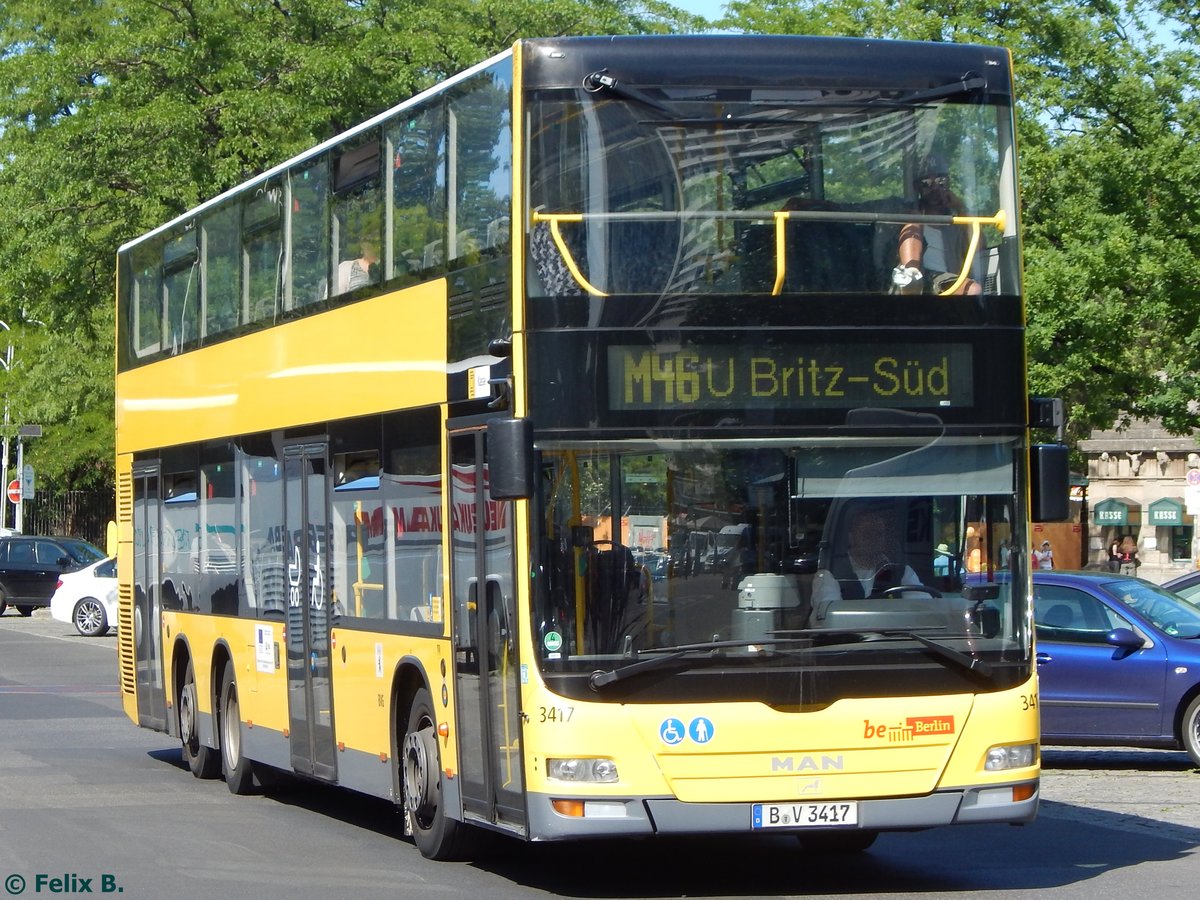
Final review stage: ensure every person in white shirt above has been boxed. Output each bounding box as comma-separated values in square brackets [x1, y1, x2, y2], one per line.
[1033, 539, 1055, 570]
[811, 507, 922, 607]
[337, 240, 379, 294]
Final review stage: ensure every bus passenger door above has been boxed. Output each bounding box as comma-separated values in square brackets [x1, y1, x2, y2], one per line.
[283, 442, 337, 782]
[132, 462, 168, 730]
[448, 425, 526, 834]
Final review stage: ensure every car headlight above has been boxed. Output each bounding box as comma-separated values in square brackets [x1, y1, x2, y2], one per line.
[985, 743, 1037, 771]
[547, 758, 619, 783]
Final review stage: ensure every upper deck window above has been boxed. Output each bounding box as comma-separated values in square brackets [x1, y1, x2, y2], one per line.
[117, 54, 514, 372]
[526, 85, 1016, 300]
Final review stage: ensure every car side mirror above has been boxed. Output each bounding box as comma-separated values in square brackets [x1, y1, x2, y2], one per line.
[1106, 627, 1145, 650]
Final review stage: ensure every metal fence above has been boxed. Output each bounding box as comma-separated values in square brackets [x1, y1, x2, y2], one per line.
[16, 489, 114, 549]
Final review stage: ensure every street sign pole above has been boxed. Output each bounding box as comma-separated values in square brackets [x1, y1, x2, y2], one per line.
[13, 425, 40, 534]
[15, 436, 23, 533]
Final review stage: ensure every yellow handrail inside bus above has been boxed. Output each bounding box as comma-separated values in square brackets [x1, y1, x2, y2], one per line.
[530, 211, 609, 297]
[772, 209, 1006, 297]
[940, 210, 1008, 296]
[353, 500, 383, 617]
[568, 452, 586, 654]
[530, 206, 1007, 299]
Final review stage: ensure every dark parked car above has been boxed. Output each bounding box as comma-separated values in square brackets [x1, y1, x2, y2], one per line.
[1034, 570, 1200, 765]
[0, 535, 107, 616]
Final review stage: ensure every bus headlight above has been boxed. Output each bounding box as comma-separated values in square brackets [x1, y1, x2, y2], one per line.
[547, 758, 619, 783]
[985, 743, 1037, 771]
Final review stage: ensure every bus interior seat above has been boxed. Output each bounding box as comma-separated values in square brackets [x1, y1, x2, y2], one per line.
[605, 221, 680, 295]
[736, 218, 889, 293]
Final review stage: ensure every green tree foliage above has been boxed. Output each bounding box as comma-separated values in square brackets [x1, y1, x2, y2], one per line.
[718, 0, 1200, 441]
[5, 1, 1196, 491]
[0, 0, 701, 488]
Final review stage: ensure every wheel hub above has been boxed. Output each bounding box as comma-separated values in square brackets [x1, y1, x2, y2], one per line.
[402, 727, 438, 820]
[76, 601, 101, 632]
[180, 682, 197, 744]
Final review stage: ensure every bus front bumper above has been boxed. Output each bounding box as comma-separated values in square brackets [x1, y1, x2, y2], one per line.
[525, 780, 1039, 840]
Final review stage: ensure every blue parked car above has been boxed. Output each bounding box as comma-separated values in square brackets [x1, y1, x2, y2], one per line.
[1034, 570, 1200, 765]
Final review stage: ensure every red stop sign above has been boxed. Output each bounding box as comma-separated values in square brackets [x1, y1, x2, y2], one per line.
[6, 480, 20, 504]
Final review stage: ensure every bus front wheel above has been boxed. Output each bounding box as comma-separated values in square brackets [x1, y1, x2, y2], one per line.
[401, 688, 471, 860]
[219, 662, 255, 794]
[179, 659, 220, 779]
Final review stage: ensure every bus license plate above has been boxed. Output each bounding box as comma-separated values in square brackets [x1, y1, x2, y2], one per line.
[752, 801, 858, 829]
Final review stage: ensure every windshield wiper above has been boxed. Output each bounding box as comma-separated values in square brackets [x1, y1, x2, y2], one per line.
[898, 73, 988, 105]
[875, 630, 993, 678]
[586, 629, 992, 690]
[775, 627, 993, 678]
[588, 636, 817, 690]
[583, 69, 677, 119]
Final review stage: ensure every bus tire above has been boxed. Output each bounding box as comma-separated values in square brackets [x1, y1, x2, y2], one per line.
[180, 659, 220, 779]
[219, 662, 255, 795]
[402, 687, 472, 860]
[797, 830, 879, 853]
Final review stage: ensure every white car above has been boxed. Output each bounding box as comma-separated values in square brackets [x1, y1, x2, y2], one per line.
[50, 558, 117, 636]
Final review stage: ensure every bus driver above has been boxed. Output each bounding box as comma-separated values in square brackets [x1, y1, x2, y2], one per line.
[810, 506, 922, 606]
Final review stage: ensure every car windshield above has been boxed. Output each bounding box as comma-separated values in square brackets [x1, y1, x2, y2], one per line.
[1165, 573, 1200, 608]
[61, 539, 107, 566]
[1101, 579, 1200, 638]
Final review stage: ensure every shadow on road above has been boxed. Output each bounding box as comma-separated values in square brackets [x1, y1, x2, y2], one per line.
[1043, 745, 1198, 772]
[145, 745, 1200, 898]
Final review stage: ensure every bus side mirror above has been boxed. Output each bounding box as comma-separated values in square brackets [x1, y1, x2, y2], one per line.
[1030, 443, 1070, 522]
[487, 417, 533, 500]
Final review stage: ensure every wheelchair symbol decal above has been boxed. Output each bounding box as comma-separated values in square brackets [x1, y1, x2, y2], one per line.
[659, 716, 715, 745]
[659, 718, 686, 745]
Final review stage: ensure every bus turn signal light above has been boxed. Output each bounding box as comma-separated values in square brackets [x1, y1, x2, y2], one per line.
[551, 799, 585, 817]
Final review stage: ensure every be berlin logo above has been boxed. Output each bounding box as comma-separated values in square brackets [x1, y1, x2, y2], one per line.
[4, 873, 123, 895]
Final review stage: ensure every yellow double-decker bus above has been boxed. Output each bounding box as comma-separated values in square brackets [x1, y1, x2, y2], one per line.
[115, 34, 1068, 859]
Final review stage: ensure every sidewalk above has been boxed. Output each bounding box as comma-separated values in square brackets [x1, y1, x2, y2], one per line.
[1040, 746, 1200, 842]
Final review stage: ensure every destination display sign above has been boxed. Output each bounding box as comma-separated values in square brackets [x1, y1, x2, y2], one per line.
[607, 343, 973, 411]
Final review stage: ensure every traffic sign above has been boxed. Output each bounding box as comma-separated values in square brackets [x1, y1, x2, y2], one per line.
[20, 464, 33, 501]
[1188, 469, 1200, 487]
[6, 479, 21, 505]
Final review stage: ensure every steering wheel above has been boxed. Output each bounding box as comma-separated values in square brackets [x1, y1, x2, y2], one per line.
[877, 583, 943, 599]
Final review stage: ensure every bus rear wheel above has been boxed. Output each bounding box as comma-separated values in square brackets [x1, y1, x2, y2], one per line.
[401, 688, 473, 860]
[219, 662, 255, 795]
[180, 660, 220, 779]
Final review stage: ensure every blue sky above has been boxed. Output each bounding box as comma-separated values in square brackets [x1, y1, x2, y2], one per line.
[674, 0, 728, 21]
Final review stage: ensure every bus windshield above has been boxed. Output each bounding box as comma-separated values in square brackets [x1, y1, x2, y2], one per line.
[527, 84, 1017, 298]
[533, 435, 1027, 698]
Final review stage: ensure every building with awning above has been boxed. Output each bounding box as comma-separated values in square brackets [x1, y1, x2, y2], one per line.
[1078, 419, 1200, 582]
[1148, 497, 1186, 527]
[1092, 497, 1141, 527]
